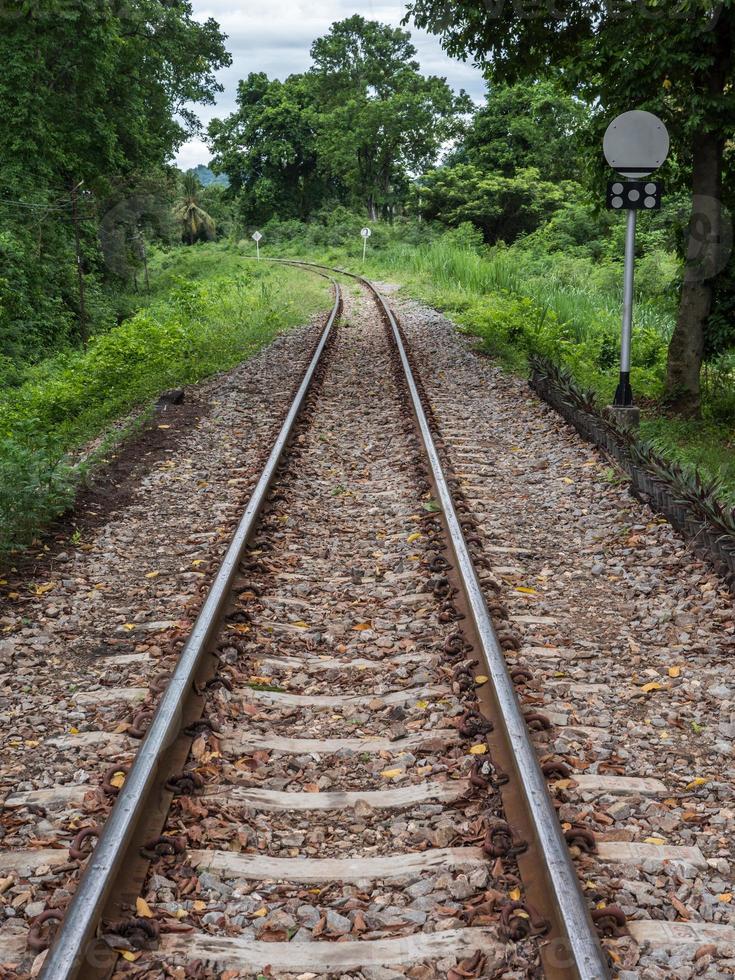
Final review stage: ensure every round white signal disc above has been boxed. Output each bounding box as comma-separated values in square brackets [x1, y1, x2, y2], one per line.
[603, 110, 670, 177]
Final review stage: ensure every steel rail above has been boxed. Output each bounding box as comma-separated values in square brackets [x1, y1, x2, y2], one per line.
[40, 280, 342, 980]
[278, 259, 610, 980]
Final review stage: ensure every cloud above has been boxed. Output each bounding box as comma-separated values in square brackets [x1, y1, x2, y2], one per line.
[175, 1, 485, 168]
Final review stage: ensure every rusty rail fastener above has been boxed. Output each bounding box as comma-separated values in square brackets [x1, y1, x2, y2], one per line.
[457, 710, 493, 738]
[591, 905, 627, 937]
[565, 825, 598, 854]
[28, 909, 64, 953]
[69, 827, 100, 861]
[483, 820, 528, 858]
[141, 834, 187, 860]
[500, 900, 550, 941]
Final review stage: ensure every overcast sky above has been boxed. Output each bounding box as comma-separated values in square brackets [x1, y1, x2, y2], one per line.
[175, 1, 486, 170]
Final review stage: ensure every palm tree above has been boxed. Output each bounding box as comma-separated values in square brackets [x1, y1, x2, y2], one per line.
[173, 171, 216, 245]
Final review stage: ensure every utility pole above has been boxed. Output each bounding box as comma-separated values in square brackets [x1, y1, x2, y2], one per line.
[69, 180, 88, 344]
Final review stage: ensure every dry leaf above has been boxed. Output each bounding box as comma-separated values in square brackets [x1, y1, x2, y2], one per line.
[252, 907, 267, 917]
[468, 744, 487, 755]
[474, 675, 489, 685]
[644, 837, 666, 845]
[641, 681, 664, 693]
[136, 897, 153, 918]
[718, 893, 732, 903]
[509, 887, 521, 901]
[193, 900, 207, 911]
[515, 586, 537, 595]
[352, 622, 371, 631]
[109, 772, 126, 789]
[118, 951, 142, 962]
[381, 768, 402, 779]
[406, 532, 422, 543]
[145, 571, 160, 580]
[686, 777, 708, 790]
[668, 666, 682, 678]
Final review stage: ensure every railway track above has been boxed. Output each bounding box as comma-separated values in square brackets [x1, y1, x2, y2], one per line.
[1, 265, 731, 980]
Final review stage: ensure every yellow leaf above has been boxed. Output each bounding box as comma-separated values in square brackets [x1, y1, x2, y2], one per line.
[668, 666, 681, 678]
[7, 592, 19, 600]
[145, 571, 160, 579]
[122, 623, 135, 631]
[561, 477, 574, 484]
[416, 700, 428, 709]
[663, 77, 672, 90]
[515, 586, 537, 595]
[292, 621, 309, 629]
[509, 887, 521, 901]
[381, 768, 402, 779]
[174, 908, 188, 919]
[24, 740, 39, 748]
[644, 837, 666, 845]
[641, 681, 664, 693]
[718, 893, 732, 903]
[109, 772, 126, 789]
[352, 622, 371, 631]
[686, 777, 709, 790]
[136, 897, 153, 918]
[119, 950, 142, 962]
[469, 744, 487, 755]
[69, 727, 79, 736]
[35, 582, 55, 596]
[406, 532, 422, 543]
[474, 675, 489, 685]
[193, 900, 207, 912]
[252, 907, 267, 917]
[191, 559, 206, 567]
[157, 424, 171, 430]
[227, 624, 250, 634]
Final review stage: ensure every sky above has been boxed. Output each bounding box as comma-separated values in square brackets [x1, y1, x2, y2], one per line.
[175, 1, 487, 170]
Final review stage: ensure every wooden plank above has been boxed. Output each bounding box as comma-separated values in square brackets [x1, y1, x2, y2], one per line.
[3, 784, 88, 810]
[188, 846, 486, 881]
[205, 779, 469, 811]
[568, 775, 667, 797]
[72, 687, 148, 706]
[221, 729, 459, 756]
[597, 842, 707, 870]
[0, 933, 26, 965]
[0, 848, 71, 875]
[243, 684, 448, 708]
[46, 731, 131, 750]
[159, 927, 503, 971]
[628, 919, 735, 947]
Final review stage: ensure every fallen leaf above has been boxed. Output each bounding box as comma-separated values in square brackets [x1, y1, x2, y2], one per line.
[668, 666, 682, 678]
[718, 893, 732, 903]
[515, 586, 537, 595]
[34, 582, 55, 596]
[118, 951, 143, 962]
[509, 887, 521, 901]
[122, 623, 135, 631]
[193, 900, 207, 912]
[145, 571, 160, 580]
[136, 897, 153, 918]
[381, 768, 402, 779]
[406, 532, 422, 543]
[641, 681, 664, 693]
[474, 675, 489, 685]
[252, 907, 267, 917]
[157, 424, 171, 430]
[109, 772, 126, 789]
[644, 837, 666, 845]
[686, 777, 709, 790]
[352, 622, 371, 631]
[469, 744, 487, 755]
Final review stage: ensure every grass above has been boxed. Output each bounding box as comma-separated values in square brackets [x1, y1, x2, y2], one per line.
[0, 242, 331, 554]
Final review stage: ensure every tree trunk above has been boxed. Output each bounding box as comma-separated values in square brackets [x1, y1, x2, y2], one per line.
[664, 133, 723, 416]
[665, 10, 730, 417]
[367, 196, 378, 221]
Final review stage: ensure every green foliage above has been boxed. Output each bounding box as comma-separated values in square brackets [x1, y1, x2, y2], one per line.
[209, 16, 470, 224]
[417, 165, 573, 243]
[0, 247, 329, 555]
[0, 1, 230, 361]
[450, 80, 587, 182]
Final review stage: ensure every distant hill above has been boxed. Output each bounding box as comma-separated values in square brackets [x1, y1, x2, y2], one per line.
[192, 164, 229, 188]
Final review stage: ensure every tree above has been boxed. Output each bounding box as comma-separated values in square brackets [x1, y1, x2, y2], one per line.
[173, 172, 215, 244]
[209, 72, 332, 224]
[310, 16, 472, 219]
[451, 80, 587, 182]
[210, 18, 471, 223]
[418, 164, 571, 243]
[0, 0, 230, 354]
[406, 0, 735, 416]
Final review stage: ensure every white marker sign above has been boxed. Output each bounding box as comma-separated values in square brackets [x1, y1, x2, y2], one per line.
[361, 227, 371, 263]
[603, 110, 670, 178]
[361, 228, 371, 238]
[252, 230, 262, 260]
